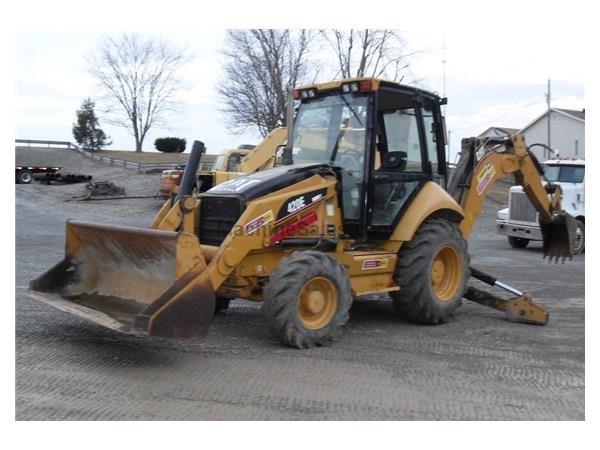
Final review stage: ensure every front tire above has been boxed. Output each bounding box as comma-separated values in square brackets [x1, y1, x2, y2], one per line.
[573, 220, 585, 254]
[508, 236, 529, 249]
[391, 218, 470, 324]
[214, 297, 230, 313]
[262, 251, 353, 349]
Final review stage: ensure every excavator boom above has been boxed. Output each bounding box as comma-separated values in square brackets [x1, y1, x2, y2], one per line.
[447, 133, 576, 325]
[449, 133, 575, 261]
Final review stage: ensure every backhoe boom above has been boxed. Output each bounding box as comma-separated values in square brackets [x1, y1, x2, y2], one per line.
[449, 133, 574, 261]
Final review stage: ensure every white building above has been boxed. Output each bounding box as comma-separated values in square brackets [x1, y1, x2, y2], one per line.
[478, 126, 519, 139]
[518, 108, 585, 160]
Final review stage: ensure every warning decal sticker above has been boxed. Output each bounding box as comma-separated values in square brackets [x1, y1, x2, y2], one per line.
[361, 259, 389, 270]
[475, 161, 496, 196]
[244, 210, 274, 235]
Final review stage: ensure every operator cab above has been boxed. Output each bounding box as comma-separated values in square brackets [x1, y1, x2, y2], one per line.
[286, 78, 448, 240]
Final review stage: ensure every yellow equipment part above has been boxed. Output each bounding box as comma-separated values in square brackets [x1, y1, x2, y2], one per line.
[28, 221, 215, 338]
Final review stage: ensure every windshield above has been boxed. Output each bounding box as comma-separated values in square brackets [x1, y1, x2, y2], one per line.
[212, 155, 226, 170]
[544, 165, 584, 183]
[286, 93, 368, 170]
[285, 93, 369, 221]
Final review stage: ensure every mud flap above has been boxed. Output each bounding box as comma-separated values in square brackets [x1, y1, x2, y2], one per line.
[28, 220, 215, 338]
[540, 212, 576, 262]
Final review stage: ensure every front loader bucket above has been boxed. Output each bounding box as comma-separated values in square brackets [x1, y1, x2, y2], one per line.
[540, 212, 576, 262]
[28, 220, 215, 338]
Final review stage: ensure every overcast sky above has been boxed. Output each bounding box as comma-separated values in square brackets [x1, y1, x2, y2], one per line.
[16, 28, 585, 159]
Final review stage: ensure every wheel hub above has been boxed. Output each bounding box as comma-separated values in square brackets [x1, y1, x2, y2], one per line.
[297, 277, 338, 330]
[431, 245, 462, 302]
[431, 260, 445, 284]
[302, 290, 326, 314]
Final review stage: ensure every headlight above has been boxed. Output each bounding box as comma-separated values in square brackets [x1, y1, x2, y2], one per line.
[496, 209, 508, 221]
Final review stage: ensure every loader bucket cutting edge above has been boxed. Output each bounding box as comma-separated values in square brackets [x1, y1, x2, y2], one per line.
[28, 220, 215, 339]
[540, 212, 577, 262]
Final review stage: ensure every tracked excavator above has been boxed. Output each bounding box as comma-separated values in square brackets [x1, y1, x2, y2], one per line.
[28, 78, 575, 348]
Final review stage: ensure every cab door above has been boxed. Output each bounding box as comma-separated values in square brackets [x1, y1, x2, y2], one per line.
[366, 97, 437, 239]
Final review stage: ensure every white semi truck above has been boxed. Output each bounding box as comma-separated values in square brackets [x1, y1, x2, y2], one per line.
[497, 159, 585, 254]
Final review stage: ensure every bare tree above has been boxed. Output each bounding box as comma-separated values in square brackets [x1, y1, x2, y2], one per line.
[218, 30, 313, 137]
[320, 29, 416, 82]
[88, 34, 188, 152]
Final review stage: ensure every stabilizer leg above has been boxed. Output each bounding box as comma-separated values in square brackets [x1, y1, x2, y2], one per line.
[465, 266, 549, 325]
[463, 287, 549, 325]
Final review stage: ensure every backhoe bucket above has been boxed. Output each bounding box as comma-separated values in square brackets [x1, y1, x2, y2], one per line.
[28, 220, 215, 338]
[540, 212, 576, 261]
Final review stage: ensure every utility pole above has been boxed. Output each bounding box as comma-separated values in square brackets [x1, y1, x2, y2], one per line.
[546, 79, 552, 159]
[442, 36, 449, 166]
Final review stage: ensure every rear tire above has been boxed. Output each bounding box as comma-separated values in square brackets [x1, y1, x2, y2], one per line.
[508, 236, 529, 249]
[390, 218, 470, 324]
[262, 250, 352, 349]
[16, 169, 32, 184]
[573, 220, 585, 254]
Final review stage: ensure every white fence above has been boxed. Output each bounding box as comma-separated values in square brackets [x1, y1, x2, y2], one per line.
[70, 145, 182, 173]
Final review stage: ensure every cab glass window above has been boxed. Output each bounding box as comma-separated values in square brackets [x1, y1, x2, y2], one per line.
[382, 108, 422, 171]
[422, 106, 439, 173]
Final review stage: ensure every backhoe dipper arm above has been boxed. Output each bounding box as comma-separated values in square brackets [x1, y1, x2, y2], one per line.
[451, 133, 573, 260]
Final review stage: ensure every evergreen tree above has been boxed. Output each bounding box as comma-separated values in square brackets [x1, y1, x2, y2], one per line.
[72, 98, 111, 151]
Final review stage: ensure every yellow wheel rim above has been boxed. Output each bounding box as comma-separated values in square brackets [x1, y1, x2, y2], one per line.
[297, 277, 338, 330]
[431, 245, 462, 302]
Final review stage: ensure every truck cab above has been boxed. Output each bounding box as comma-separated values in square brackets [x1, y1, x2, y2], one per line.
[497, 159, 585, 253]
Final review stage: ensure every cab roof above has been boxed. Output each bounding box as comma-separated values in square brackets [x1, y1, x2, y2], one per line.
[544, 159, 585, 166]
[295, 77, 444, 102]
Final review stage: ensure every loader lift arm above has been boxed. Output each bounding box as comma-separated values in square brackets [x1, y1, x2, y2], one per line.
[447, 133, 576, 325]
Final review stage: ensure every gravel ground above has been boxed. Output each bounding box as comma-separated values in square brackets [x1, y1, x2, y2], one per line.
[16, 146, 163, 220]
[15, 147, 584, 420]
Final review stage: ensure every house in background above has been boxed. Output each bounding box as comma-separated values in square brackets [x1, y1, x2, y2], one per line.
[519, 108, 585, 160]
[478, 126, 519, 139]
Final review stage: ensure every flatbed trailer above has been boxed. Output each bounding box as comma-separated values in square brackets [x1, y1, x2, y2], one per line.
[15, 166, 61, 184]
[15, 166, 92, 185]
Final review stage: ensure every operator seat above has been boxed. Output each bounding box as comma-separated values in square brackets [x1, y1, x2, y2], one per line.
[378, 151, 407, 172]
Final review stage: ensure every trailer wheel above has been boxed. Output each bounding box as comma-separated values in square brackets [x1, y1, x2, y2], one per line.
[16, 169, 32, 184]
[262, 251, 352, 349]
[391, 218, 470, 324]
[508, 236, 529, 249]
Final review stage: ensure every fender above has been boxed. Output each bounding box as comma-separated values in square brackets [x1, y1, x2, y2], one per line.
[388, 181, 464, 242]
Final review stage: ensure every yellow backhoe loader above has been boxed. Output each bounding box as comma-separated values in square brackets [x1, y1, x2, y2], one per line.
[157, 127, 287, 199]
[28, 78, 575, 348]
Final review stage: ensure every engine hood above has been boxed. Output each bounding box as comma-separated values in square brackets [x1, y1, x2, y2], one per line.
[204, 163, 334, 203]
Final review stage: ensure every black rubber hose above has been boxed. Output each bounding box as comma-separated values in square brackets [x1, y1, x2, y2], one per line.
[469, 266, 497, 287]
